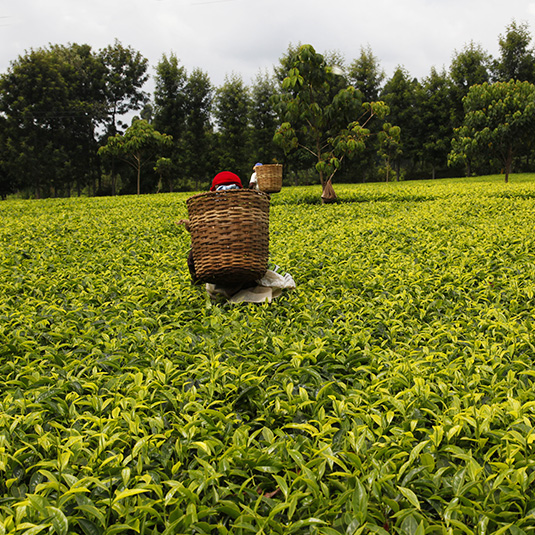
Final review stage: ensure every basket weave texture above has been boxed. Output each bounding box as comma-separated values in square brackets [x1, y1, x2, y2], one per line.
[256, 164, 282, 193]
[186, 190, 270, 285]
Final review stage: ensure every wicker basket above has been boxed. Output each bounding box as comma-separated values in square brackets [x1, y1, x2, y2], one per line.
[256, 164, 283, 193]
[186, 189, 270, 285]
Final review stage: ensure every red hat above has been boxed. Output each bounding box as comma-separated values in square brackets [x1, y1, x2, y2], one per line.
[210, 171, 243, 191]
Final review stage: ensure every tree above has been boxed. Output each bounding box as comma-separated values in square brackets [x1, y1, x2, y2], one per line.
[98, 119, 173, 194]
[213, 74, 251, 179]
[449, 41, 493, 126]
[494, 20, 535, 83]
[380, 67, 423, 179]
[449, 80, 535, 182]
[348, 44, 385, 102]
[377, 123, 402, 182]
[0, 44, 106, 197]
[346, 46, 387, 182]
[0, 115, 14, 199]
[153, 53, 188, 139]
[154, 157, 174, 192]
[152, 53, 188, 189]
[249, 71, 282, 166]
[273, 44, 390, 192]
[182, 68, 214, 188]
[420, 67, 455, 178]
[99, 40, 149, 136]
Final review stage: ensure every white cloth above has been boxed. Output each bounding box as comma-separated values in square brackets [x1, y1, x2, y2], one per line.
[206, 269, 295, 303]
[249, 171, 258, 190]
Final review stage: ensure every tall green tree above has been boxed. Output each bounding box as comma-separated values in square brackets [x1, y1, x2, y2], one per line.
[0, 44, 106, 197]
[212, 74, 251, 179]
[98, 119, 173, 194]
[274, 44, 390, 191]
[377, 123, 401, 182]
[449, 80, 535, 182]
[380, 67, 423, 179]
[348, 44, 385, 102]
[420, 67, 455, 178]
[153, 53, 188, 139]
[0, 47, 63, 197]
[0, 115, 14, 199]
[99, 40, 149, 135]
[346, 45, 386, 181]
[493, 20, 535, 83]
[152, 53, 188, 189]
[449, 42, 493, 127]
[183, 68, 214, 188]
[51, 43, 108, 195]
[249, 71, 282, 166]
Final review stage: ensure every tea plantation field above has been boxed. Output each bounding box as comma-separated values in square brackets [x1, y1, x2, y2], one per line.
[1, 175, 535, 534]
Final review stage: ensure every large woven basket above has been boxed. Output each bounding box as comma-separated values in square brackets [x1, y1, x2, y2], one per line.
[256, 164, 283, 193]
[186, 189, 270, 285]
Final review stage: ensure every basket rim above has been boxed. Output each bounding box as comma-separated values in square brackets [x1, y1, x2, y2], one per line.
[187, 188, 270, 203]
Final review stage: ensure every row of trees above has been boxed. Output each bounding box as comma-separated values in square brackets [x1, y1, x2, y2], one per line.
[1, 20, 535, 198]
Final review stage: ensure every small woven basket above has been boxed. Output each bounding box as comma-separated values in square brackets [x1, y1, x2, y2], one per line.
[186, 189, 270, 285]
[256, 164, 283, 193]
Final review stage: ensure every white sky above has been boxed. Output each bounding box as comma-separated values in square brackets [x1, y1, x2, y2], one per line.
[2, 0, 535, 92]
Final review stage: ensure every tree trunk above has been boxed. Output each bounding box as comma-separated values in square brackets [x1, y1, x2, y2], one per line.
[136, 153, 141, 194]
[316, 138, 324, 189]
[504, 145, 513, 183]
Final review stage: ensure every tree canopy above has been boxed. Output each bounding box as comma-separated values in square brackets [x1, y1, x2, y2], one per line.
[449, 80, 535, 182]
[273, 44, 392, 191]
[2, 19, 535, 198]
[98, 119, 173, 194]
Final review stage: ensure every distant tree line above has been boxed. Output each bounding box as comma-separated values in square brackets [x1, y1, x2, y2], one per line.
[1, 20, 535, 198]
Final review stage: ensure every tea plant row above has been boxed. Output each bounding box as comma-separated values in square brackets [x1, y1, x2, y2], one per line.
[1, 176, 535, 534]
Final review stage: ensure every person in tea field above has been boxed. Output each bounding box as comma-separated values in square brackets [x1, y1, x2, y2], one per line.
[178, 170, 296, 302]
[248, 162, 262, 190]
[210, 170, 243, 191]
[180, 171, 243, 282]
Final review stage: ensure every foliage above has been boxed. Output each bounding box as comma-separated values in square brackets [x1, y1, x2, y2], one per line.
[419, 68, 455, 179]
[98, 40, 149, 136]
[182, 68, 215, 188]
[1, 175, 535, 533]
[249, 72, 283, 166]
[449, 80, 535, 181]
[153, 60, 215, 190]
[274, 44, 391, 189]
[493, 19, 535, 83]
[98, 120, 173, 194]
[348, 45, 386, 102]
[380, 67, 423, 179]
[449, 41, 493, 124]
[153, 53, 188, 140]
[0, 41, 150, 198]
[4, 23, 535, 197]
[154, 157, 175, 193]
[212, 74, 251, 179]
[0, 44, 106, 197]
[377, 123, 402, 182]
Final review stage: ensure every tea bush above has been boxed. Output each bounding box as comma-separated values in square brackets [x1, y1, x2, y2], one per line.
[1, 175, 535, 534]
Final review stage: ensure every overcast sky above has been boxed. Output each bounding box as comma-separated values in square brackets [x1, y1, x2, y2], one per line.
[2, 0, 535, 92]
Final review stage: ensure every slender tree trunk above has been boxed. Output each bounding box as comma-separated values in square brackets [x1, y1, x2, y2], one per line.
[316, 138, 324, 189]
[504, 145, 513, 183]
[135, 153, 141, 194]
